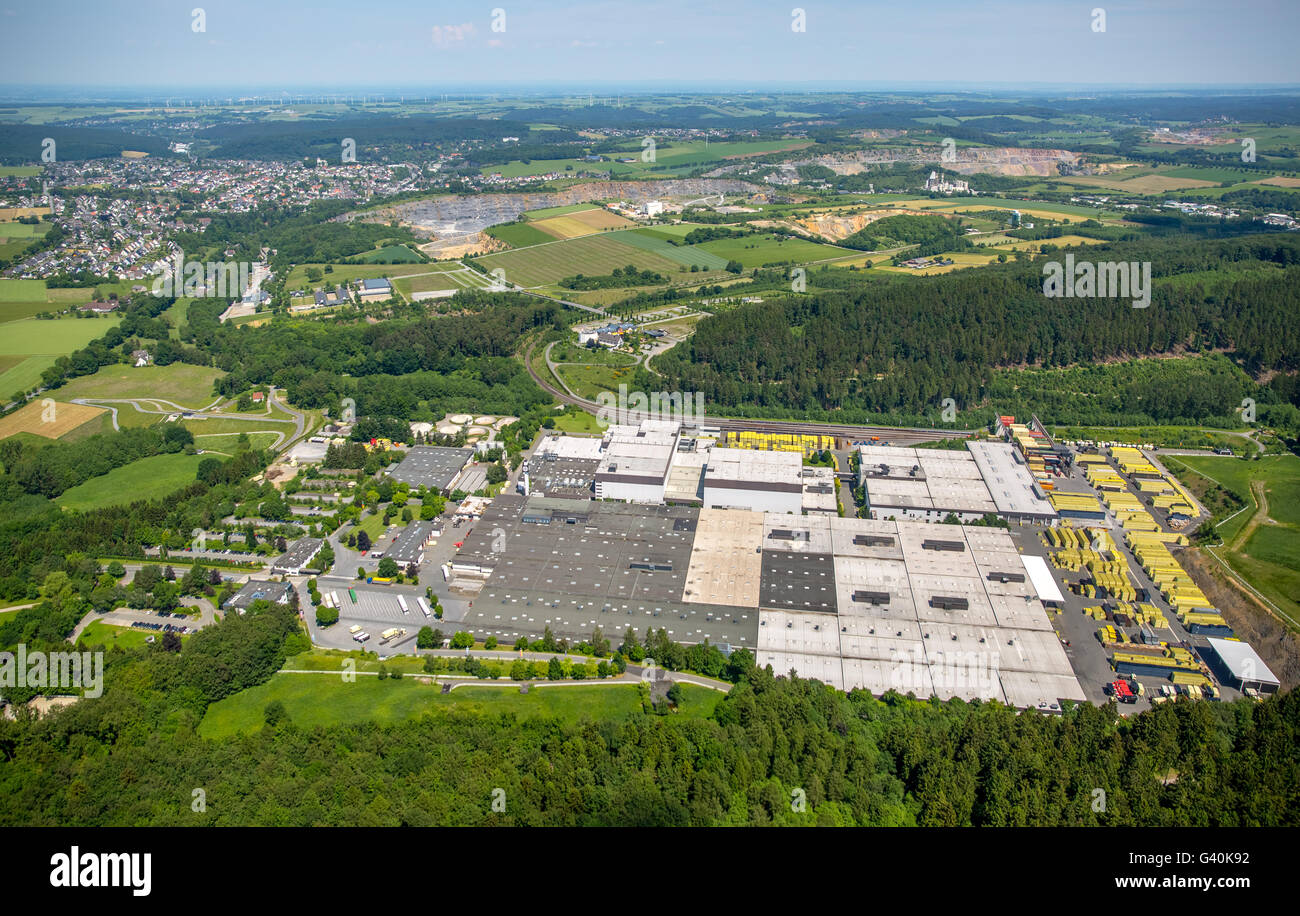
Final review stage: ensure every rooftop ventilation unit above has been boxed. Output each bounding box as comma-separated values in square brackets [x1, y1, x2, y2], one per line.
[922, 539, 966, 552]
[852, 534, 895, 547]
[930, 595, 970, 610]
[851, 590, 890, 605]
[987, 571, 1026, 583]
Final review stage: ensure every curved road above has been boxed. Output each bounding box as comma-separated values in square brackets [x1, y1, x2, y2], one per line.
[73, 386, 311, 456]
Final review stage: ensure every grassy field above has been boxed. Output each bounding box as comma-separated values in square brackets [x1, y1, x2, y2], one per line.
[0, 278, 47, 301]
[197, 673, 723, 737]
[53, 363, 224, 408]
[56, 452, 207, 512]
[0, 316, 122, 357]
[0, 355, 56, 399]
[477, 233, 686, 287]
[548, 411, 604, 434]
[348, 244, 425, 264]
[1164, 455, 1300, 625]
[487, 222, 556, 248]
[0, 221, 48, 239]
[616, 229, 732, 270]
[283, 262, 434, 290]
[0, 166, 42, 177]
[696, 234, 848, 268]
[76, 619, 179, 651]
[557, 364, 635, 400]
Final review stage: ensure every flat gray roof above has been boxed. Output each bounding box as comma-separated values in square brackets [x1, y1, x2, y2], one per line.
[388, 446, 474, 491]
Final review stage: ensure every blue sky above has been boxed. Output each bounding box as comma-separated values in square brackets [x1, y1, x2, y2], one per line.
[1, 0, 1297, 89]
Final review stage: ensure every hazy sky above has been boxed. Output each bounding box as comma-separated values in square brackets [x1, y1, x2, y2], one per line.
[1, 0, 1296, 90]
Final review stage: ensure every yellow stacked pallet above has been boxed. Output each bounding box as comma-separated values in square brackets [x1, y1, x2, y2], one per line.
[732, 430, 835, 457]
[1049, 492, 1104, 515]
[1181, 609, 1228, 628]
[1133, 603, 1169, 629]
[1084, 605, 1108, 621]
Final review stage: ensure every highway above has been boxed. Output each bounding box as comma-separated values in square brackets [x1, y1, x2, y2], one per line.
[523, 339, 975, 445]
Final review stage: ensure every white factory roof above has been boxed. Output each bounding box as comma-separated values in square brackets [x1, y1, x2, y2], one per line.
[535, 434, 605, 461]
[1206, 637, 1280, 687]
[1020, 554, 1064, 604]
[705, 447, 802, 484]
[967, 441, 1057, 518]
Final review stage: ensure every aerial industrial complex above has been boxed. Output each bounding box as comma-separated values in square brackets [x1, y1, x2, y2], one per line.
[417, 413, 1277, 712]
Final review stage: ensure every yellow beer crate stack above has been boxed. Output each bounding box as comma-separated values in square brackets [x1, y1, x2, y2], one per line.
[1084, 605, 1108, 621]
[1133, 603, 1169, 629]
[731, 430, 835, 457]
[1048, 491, 1104, 515]
[1085, 464, 1128, 490]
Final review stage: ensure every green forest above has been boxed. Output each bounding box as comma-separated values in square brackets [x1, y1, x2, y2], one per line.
[651, 234, 1300, 427]
[0, 605, 1296, 826]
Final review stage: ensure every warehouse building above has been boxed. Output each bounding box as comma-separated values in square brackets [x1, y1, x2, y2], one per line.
[388, 446, 475, 493]
[856, 445, 997, 522]
[383, 521, 439, 567]
[270, 537, 324, 575]
[224, 579, 295, 613]
[447, 493, 1084, 709]
[801, 466, 839, 515]
[523, 434, 601, 500]
[966, 441, 1058, 524]
[593, 421, 680, 503]
[703, 448, 803, 514]
[1201, 638, 1281, 695]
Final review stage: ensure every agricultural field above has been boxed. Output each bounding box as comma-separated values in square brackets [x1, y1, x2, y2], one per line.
[0, 316, 123, 400]
[476, 233, 686, 287]
[695, 234, 849, 268]
[53, 363, 225, 410]
[0, 278, 49, 301]
[0, 166, 42, 177]
[531, 208, 633, 239]
[984, 234, 1108, 252]
[616, 229, 731, 269]
[55, 452, 208, 512]
[0, 221, 48, 239]
[1064, 174, 1219, 194]
[0, 399, 107, 441]
[197, 673, 723, 738]
[1164, 455, 1300, 626]
[486, 222, 555, 248]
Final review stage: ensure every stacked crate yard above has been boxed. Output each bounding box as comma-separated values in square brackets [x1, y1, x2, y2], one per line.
[728, 430, 836, 457]
[1110, 643, 1213, 688]
[1124, 530, 1231, 636]
[1043, 527, 1137, 601]
[1004, 420, 1056, 482]
[1111, 446, 1197, 523]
